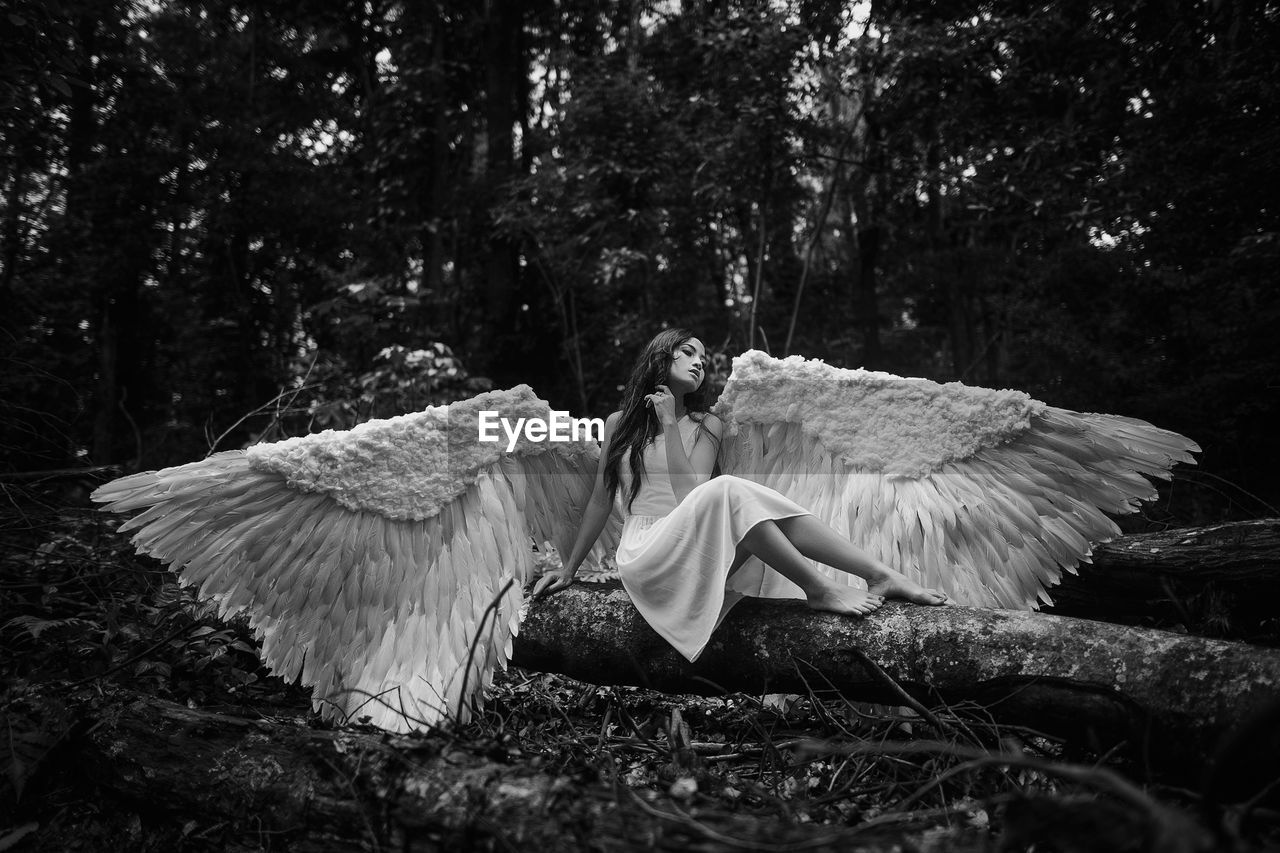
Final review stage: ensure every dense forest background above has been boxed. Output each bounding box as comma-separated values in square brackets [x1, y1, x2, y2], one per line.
[3, 0, 1277, 520]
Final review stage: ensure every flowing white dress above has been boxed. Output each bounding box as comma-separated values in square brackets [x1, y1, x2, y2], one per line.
[615, 415, 814, 661]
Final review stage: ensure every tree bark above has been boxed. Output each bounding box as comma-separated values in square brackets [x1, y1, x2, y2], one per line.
[0, 153, 23, 299]
[513, 575, 1280, 774]
[851, 221, 881, 365]
[419, 3, 449, 297]
[1045, 520, 1280, 634]
[479, 0, 522, 380]
[90, 298, 121, 464]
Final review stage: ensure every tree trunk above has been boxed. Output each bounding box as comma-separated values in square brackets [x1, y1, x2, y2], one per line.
[68, 13, 112, 463]
[513, 576, 1280, 775]
[1045, 520, 1280, 635]
[480, 0, 522, 380]
[851, 222, 881, 366]
[63, 15, 98, 212]
[90, 302, 120, 463]
[784, 156, 842, 356]
[0, 156, 23, 299]
[421, 4, 448, 297]
[925, 135, 970, 380]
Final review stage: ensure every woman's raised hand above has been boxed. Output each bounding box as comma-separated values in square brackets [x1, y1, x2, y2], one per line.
[645, 384, 678, 426]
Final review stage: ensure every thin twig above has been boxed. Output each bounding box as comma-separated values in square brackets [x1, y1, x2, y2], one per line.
[455, 577, 517, 725]
[801, 738, 1172, 821]
[804, 650, 952, 735]
[622, 785, 858, 851]
[207, 378, 323, 455]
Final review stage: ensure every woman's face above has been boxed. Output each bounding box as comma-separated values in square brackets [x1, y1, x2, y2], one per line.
[666, 337, 706, 393]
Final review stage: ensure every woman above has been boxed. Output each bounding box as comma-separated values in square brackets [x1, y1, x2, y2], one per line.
[533, 328, 947, 661]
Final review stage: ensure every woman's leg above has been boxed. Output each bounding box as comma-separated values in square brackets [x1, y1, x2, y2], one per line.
[738, 520, 884, 616]
[774, 514, 947, 605]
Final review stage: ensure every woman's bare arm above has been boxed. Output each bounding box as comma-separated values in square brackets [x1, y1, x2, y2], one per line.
[533, 411, 620, 597]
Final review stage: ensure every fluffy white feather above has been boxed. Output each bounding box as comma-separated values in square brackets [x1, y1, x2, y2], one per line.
[95, 351, 1198, 731]
[93, 387, 616, 732]
[716, 350, 1043, 477]
[715, 351, 1199, 609]
[247, 385, 599, 520]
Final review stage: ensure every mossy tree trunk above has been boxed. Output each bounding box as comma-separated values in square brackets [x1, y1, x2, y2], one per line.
[515, 523, 1280, 776]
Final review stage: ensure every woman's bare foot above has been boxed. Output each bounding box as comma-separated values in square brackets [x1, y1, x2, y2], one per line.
[806, 585, 885, 617]
[867, 569, 948, 605]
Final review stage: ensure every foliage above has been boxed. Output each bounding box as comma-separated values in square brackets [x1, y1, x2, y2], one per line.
[0, 497, 314, 830]
[299, 341, 492, 433]
[2, 2, 1277, 497]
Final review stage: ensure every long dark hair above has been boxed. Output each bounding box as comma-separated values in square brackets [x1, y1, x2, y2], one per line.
[604, 328, 719, 512]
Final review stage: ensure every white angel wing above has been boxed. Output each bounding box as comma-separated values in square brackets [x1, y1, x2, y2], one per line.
[714, 351, 1199, 609]
[92, 385, 617, 732]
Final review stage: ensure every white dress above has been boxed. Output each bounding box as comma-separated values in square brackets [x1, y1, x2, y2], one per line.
[615, 415, 814, 661]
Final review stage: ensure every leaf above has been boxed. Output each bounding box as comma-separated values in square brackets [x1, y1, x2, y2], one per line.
[134, 660, 172, 678]
[3, 615, 94, 640]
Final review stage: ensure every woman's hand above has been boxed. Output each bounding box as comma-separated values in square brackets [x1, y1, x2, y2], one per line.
[645, 384, 678, 427]
[532, 566, 577, 598]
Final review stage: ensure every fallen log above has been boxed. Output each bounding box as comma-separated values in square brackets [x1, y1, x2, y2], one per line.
[575, 521, 1280, 638]
[1044, 520, 1280, 636]
[513, 585, 1280, 775]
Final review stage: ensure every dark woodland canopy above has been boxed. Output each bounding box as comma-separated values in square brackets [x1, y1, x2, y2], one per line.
[2, 0, 1277, 519]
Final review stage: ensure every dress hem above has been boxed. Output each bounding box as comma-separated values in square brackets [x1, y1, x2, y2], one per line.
[683, 505, 812, 662]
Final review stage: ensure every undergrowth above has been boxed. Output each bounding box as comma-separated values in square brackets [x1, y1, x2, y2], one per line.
[1, 487, 1278, 851]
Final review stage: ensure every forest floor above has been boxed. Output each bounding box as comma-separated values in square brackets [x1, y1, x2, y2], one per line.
[2, 489, 1279, 852]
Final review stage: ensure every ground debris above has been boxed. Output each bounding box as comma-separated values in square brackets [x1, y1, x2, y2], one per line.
[2, 504, 1277, 851]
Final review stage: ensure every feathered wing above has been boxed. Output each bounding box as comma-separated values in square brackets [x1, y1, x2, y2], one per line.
[714, 351, 1199, 609]
[92, 386, 618, 732]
